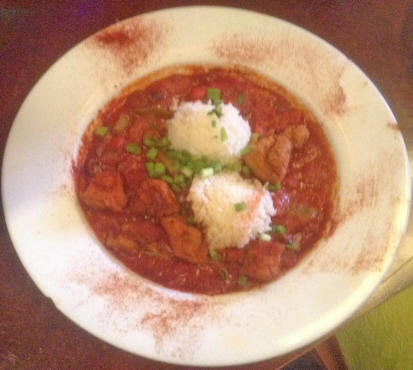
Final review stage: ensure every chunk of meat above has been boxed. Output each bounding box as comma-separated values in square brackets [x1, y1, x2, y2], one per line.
[161, 216, 208, 264]
[142, 241, 173, 259]
[121, 220, 166, 245]
[80, 172, 127, 212]
[131, 179, 179, 217]
[241, 241, 285, 281]
[106, 233, 138, 252]
[267, 135, 293, 181]
[284, 124, 310, 148]
[244, 133, 292, 183]
[186, 85, 208, 101]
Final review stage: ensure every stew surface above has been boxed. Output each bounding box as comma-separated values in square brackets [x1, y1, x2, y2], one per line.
[74, 66, 337, 295]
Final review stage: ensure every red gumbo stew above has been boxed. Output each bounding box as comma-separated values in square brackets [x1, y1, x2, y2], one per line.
[74, 66, 337, 295]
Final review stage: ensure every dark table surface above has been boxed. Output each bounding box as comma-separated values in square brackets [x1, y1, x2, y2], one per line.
[1, 1, 412, 369]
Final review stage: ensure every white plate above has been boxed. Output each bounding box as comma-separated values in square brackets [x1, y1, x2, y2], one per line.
[2, 6, 411, 366]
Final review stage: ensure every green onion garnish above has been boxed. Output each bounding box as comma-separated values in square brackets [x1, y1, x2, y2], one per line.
[251, 132, 260, 143]
[181, 166, 193, 178]
[201, 167, 214, 178]
[126, 143, 141, 155]
[161, 175, 173, 184]
[220, 127, 228, 142]
[211, 120, 217, 127]
[241, 165, 250, 175]
[171, 183, 180, 193]
[207, 88, 221, 103]
[219, 267, 229, 280]
[271, 225, 286, 234]
[286, 240, 300, 251]
[145, 162, 155, 176]
[174, 174, 185, 184]
[186, 217, 196, 226]
[143, 137, 156, 147]
[146, 147, 158, 160]
[212, 162, 222, 173]
[95, 126, 108, 136]
[224, 163, 236, 171]
[209, 249, 221, 261]
[157, 136, 170, 148]
[238, 275, 248, 287]
[240, 145, 251, 156]
[153, 162, 166, 177]
[259, 233, 271, 242]
[237, 94, 245, 105]
[234, 202, 247, 212]
[268, 182, 281, 191]
[166, 150, 178, 159]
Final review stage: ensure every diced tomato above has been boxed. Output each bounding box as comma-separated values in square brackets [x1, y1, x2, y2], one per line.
[186, 85, 208, 101]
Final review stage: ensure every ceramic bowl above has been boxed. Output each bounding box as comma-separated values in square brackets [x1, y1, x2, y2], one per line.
[2, 7, 410, 366]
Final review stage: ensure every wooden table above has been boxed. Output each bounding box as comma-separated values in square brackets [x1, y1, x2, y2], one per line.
[1, 1, 412, 368]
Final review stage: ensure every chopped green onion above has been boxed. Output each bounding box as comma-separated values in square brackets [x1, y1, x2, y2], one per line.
[146, 147, 158, 160]
[251, 132, 260, 143]
[220, 127, 228, 142]
[174, 174, 185, 184]
[166, 150, 178, 159]
[172, 160, 181, 171]
[181, 166, 193, 178]
[143, 137, 156, 147]
[145, 162, 155, 176]
[268, 182, 281, 191]
[234, 202, 247, 212]
[153, 162, 166, 176]
[241, 165, 250, 175]
[240, 145, 251, 156]
[186, 217, 196, 226]
[212, 162, 222, 173]
[161, 175, 173, 184]
[224, 163, 236, 171]
[238, 275, 248, 287]
[211, 120, 217, 127]
[191, 158, 204, 174]
[157, 136, 170, 148]
[219, 267, 229, 280]
[259, 233, 271, 242]
[207, 88, 221, 103]
[271, 224, 286, 234]
[237, 93, 245, 105]
[126, 143, 141, 155]
[209, 249, 221, 261]
[201, 167, 214, 178]
[95, 126, 108, 136]
[286, 240, 300, 251]
[171, 183, 180, 193]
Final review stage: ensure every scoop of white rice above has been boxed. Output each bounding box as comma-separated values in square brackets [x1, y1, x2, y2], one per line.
[188, 172, 276, 250]
[167, 101, 251, 164]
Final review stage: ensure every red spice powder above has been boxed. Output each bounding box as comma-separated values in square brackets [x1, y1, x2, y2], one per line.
[90, 18, 165, 75]
[211, 34, 347, 118]
[68, 266, 222, 360]
[211, 33, 277, 65]
[388, 121, 401, 131]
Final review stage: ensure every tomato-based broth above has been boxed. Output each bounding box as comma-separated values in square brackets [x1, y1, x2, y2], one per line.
[74, 66, 337, 295]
